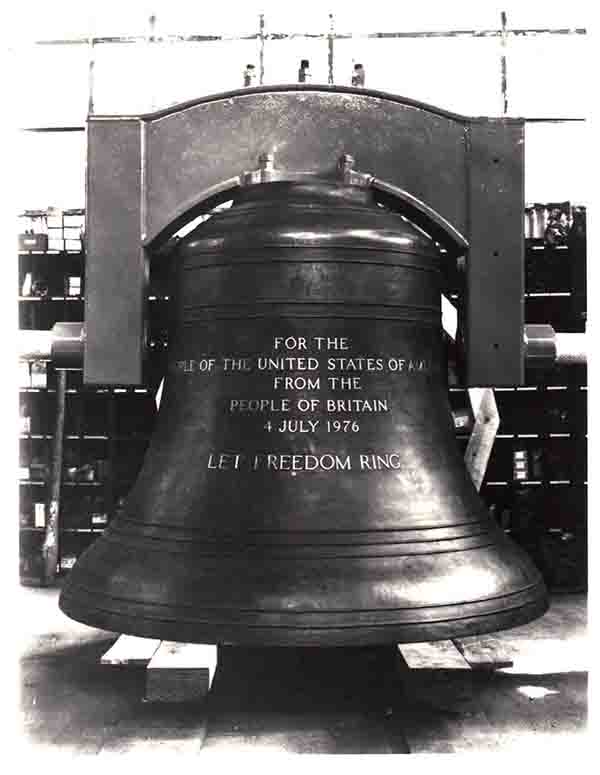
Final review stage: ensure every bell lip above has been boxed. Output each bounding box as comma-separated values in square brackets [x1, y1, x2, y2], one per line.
[58, 585, 548, 648]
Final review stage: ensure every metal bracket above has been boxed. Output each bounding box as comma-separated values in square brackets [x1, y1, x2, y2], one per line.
[240, 150, 470, 260]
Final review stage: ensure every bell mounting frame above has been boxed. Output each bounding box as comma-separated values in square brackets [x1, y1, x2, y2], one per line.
[84, 84, 525, 387]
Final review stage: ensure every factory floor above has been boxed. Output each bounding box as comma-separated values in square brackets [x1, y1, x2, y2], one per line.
[16, 584, 588, 756]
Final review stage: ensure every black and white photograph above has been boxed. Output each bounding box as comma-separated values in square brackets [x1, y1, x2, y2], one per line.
[3, 0, 592, 760]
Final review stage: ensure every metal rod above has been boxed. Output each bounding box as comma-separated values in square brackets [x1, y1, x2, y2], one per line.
[259, 14, 265, 85]
[555, 332, 587, 365]
[327, 14, 334, 85]
[148, 14, 157, 111]
[30, 27, 586, 46]
[524, 324, 587, 367]
[87, 32, 96, 115]
[42, 369, 67, 585]
[18, 323, 85, 368]
[19, 330, 53, 361]
[20, 126, 86, 132]
[500, 11, 508, 114]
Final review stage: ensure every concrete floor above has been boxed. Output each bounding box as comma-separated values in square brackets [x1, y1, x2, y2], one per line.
[17, 584, 588, 755]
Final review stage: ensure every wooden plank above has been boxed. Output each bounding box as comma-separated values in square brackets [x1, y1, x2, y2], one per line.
[145, 642, 217, 703]
[397, 640, 471, 670]
[452, 635, 514, 670]
[100, 634, 161, 666]
[465, 387, 500, 491]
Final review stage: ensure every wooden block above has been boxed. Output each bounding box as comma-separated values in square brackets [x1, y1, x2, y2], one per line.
[452, 635, 514, 670]
[397, 640, 471, 670]
[145, 642, 217, 703]
[100, 634, 161, 666]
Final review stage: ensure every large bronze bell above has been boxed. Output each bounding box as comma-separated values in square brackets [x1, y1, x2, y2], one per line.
[59, 181, 548, 646]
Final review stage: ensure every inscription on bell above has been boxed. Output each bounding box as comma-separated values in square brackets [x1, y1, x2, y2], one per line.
[229, 398, 291, 412]
[273, 336, 349, 351]
[195, 332, 432, 474]
[207, 452, 242, 470]
[277, 419, 319, 433]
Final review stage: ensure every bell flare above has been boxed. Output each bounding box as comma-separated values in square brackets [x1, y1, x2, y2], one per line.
[59, 523, 547, 646]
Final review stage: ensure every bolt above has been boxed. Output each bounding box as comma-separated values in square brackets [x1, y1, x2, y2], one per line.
[258, 152, 275, 182]
[338, 154, 355, 183]
[258, 152, 274, 168]
[339, 153, 355, 170]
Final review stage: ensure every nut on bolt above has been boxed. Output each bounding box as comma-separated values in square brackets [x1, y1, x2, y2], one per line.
[258, 152, 275, 182]
[338, 154, 355, 183]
